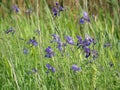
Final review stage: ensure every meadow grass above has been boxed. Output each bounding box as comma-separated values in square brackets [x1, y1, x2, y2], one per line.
[0, 0, 120, 90]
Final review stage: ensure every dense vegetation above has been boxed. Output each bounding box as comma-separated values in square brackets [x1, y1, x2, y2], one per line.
[0, 0, 120, 90]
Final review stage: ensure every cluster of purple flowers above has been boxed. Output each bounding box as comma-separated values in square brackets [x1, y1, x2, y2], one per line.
[51, 34, 66, 51]
[76, 35, 98, 58]
[45, 33, 98, 59]
[45, 34, 75, 58]
[52, 2, 64, 16]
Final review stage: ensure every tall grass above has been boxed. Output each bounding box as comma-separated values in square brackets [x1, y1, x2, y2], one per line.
[0, 0, 120, 90]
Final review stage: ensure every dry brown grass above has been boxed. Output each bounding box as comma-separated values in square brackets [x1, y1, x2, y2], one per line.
[0, 0, 119, 18]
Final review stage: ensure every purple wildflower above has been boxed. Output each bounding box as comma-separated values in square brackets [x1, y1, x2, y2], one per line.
[77, 35, 95, 49]
[77, 35, 97, 58]
[51, 34, 60, 43]
[57, 41, 66, 51]
[27, 37, 38, 46]
[56, 2, 59, 6]
[83, 12, 89, 20]
[85, 52, 91, 58]
[52, 2, 64, 16]
[84, 35, 93, 46]
[51, 67, 56, 73]
[45, 46, 53, 53]
[46, 64, 55, 73]
[71, 64, 81, 72]
[79, 17, 85, 24]
[52, 7, 58, 16]
[84, 47, 90, 53]
[77, 36, 82, 42]
[59, 6, 64, 11]
[80, 11, 90, 24]
[84, 47, 91, 58]
[12, 5, 19, 12]
[82, 39, 91, 47]
[46, 64, 51, 70]
[45, 46, 54, 58]
[81, 35, 95, 47]
[65, 36, 74, 45]
[76, 36, 83, 48]
[45, 53, 54, 58]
